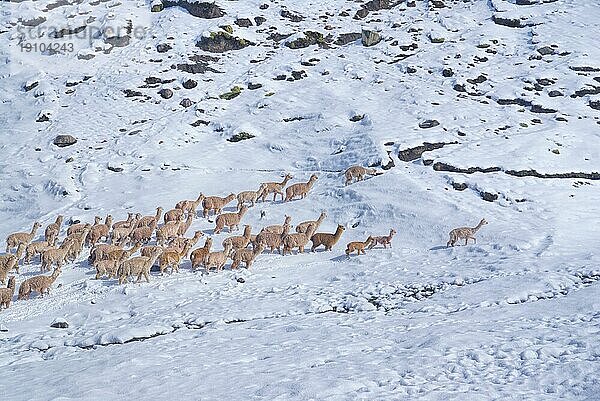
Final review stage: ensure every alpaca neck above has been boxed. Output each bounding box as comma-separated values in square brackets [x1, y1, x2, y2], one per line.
[334, 227, 343, 239]
[472, 221, 485, 232]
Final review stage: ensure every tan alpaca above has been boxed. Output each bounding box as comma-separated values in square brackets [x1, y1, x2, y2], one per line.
[112, 212, 134, 230]
[0, 276, 16, 310]
[87, 215, 113, 246]
[118, 249, 162, 284]
[137, 207, 163, 228]
[285, 174, 318, 202]
[296, 211, 327, 234]
[345, 236, 374, 256]
[214, 206, 249, 234]
[140, 245, 163, 258]
[0, 244, 26, 284]
[368, 229, 397, 249]
[255, 224, 290, 254]
[41, 244, 72, 272]
[447, 219, 488, 247]
[130, 220, 157, 245]
[94, 253, 128, 280]
[282, 223, 317, 255]
[107, 243, 140, 262]
[64, 226, 91, 262]
[164, 208, 184, 224]
[25, 241, 52, 264]
[158, 242, 193, 275]
[18, 268, 61, 300]
[236, 185, 265, 210]
[190, 237, 213, 271]
[344, 165, 378, 185]
[262, 215, 292, 234]
[311, 224, 346, 251]
[175, 193, 205, 217]
[111, 218, 139, 245]
[203, 243, 232, 273]
[202, 194, 236, 218]
[169, 231, 203, 253]
[176, 215, 194, 237]
[156, 220, 184, 245]
[231, 243, 265, 270]
[6, 222, 41, 252]
[89, 243, 121, 264]
[259, 174, 293, 202]
[222, 225, 252, 250]
[44, 215, 63, 246]
[67, 217, 101, 236]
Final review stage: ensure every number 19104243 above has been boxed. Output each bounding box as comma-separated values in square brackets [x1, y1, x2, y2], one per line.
[20, 42, 74, 53]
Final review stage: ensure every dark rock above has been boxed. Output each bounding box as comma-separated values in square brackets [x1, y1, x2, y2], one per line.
[24, 81, 39, 91]
[453, 83, 466, 92]
[180, 98, 193, 107]
[354, 9, 369, 19]
[505, 169, 599, 180]
[228, 132, 255, 142]
[236, 277, 246, 283]
[467, 75, 487, 84]
[273, 74, 287, 81]
[537, 46, 555, 56]
[361, 30, 381, 47]
[162, 1, 225, 18]
[145, 77, 162, 85]
[354, 0, 391, 19]
[191, 119, 209, 127]
[235, 18, 253, 27]
[247, 82, 262, 90]
[492, 15, 524, 28]
[291, 70, 307, 80]
[571, 86, 600, 98]
[431, 0, 446, 8]
[50, 318, 69, 329]
[496, 98, 532, 107]
[219, 86, 242, 100]
[280, 9, 304, 22]
[196, 31, 253, 53]
[530, 104, 556, 113]
[452, 182, 468, 191]
[53, 135, 77, 147]
[536, 78, 555, 86]
[156, 43, 172, 53]
[398, 141, 457, 162]
[123, 89, 143, 97]
[254, 16, 266, 26]
[569, 66, 600, 72]
[267, 32, 293, 42]
[286, 31, 325, 49]
[158, 88, 173, 99]
[442, 68, 454, 77]
[589, 100, 600, 110]
[182, 79, 197, 89]
[151, 1, 163, 12]
[36, 112, 50, 122]
[406, 66, 417, 74]
[481, 192, 498, 202]
[419, 120, 440, 129]
[259, 4, 269, 10]
[50, 25, 86, 39]
[335, 32, 362, 46]
[350, 114, 365, 122]
[433, 163, 502, 174]
[107, 165, 124, 172]
[0, 324, 8, 332]
[19, 16, 46, 27]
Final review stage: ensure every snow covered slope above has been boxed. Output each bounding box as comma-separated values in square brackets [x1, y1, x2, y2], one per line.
[1, 0, 599, 399]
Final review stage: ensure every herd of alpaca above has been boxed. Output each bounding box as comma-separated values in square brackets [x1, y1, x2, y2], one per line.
[0, 166, 488, 310]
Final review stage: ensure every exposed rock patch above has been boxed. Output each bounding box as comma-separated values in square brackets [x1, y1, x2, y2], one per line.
[162, 1, 225, 18]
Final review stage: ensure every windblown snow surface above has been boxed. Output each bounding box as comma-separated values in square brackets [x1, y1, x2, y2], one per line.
[1, 0, 600, 399]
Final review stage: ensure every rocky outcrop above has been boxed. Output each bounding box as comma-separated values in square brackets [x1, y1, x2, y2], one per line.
[53, 135, 77, 147]
[196, 32, 253, 53]
[398, 142, 458, 162]
[285, 31, 326, 49]
[162, 1, 225, 18]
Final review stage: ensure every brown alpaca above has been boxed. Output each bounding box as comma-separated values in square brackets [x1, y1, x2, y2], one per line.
[94, 254, 128, 280]
[345, 236, 374, 256]
[106, 243, 141, 262]
[67, 217, 100, 236]
[310, 224, 346, 252]
[0, 244, 26, 283]
[137, 207, 163, 228]
[130, 220, 157, 245]
[262, 215, 291, 234]
[87, 215, 113, 247]
[202, 194, 236, 218]
[41, 244, 72, 272]
[111, 217, 140, 246]
[25, 241, 52, 264]
[231, 243, 265, 270]
[64, 226, 91, 262]
[296, 212, 327, 233]
[285, 174, 318, 202]
[164, 208, 185, 224]
[344, 165, 377, 185]
[175, 193, 205, 217]
[0, 276, 16, 310]
[214, 206, 248, 234]
[255, 224, 290, 254]
[368, 229, 397, 249]
[447, 219, 488, 247]
[222, 225, 252, 250]
[236, 185, 266, 210]
[169, 231, 203, 253]
[176, 215, 194, 237]
[203, 243, 232, 273]
[112, 212, 134, 230]
[89, 243, 121, 264]
[259, 174, 293, 202]
[18, 268, 61, 300]
[158, 242, 193, 275]
[6, 222, 41, 252]
[190, 237, 213, 272]
[118, 249, 162, 284]
[44, 215, 63, 246]
[281, 223, 317, 255]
